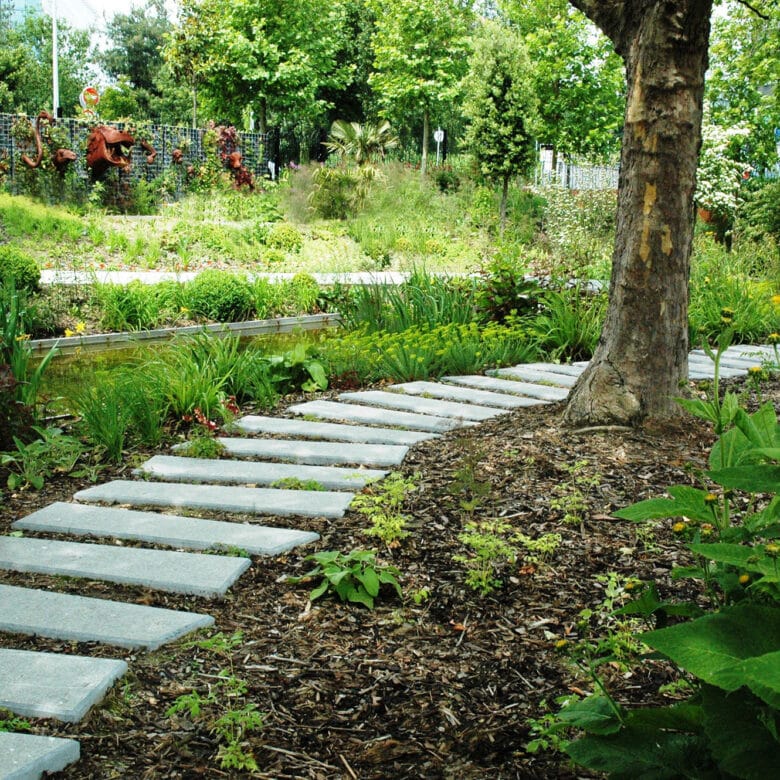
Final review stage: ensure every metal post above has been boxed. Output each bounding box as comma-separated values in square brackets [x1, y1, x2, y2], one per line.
[52, 0, 60, 117]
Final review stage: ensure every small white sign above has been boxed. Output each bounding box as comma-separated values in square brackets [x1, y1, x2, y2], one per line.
[433, 129, 444, 143]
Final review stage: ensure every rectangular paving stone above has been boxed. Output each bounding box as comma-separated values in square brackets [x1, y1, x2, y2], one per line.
[490, 366, 579, 387]
[74, 480, 354, 518]
[0, 536, 250, 597]
[14, 502, 320, 556]
[338, 390, 503, 421]
[520, 362, 585, 377]
[0, 732, 80, 780]
[288, 400, 470, 433]
[388, 381, 545, 409]
[0, 649, 127, 723]
[442, 375, 567, 402]
[175, 437, 409, 467]
[233, 415, 438, 445]
[687, 354, 746, 377]
[689, 350, 765, 369]
[0, 584, 214, 650]
[136, 455, 386, 491]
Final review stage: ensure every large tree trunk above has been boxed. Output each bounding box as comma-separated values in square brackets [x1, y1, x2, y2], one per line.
[564, 0, 713, 427]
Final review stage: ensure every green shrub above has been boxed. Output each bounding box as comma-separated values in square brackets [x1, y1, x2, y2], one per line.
[264, 222, 303, 253]
[263, 247, 286, 265]
[475, 252, 542, 321]
[741, 179, 780, 247]
[534, 287, 607, 362]
[0, 245, 40, 292]
[185, 271, 254, 322]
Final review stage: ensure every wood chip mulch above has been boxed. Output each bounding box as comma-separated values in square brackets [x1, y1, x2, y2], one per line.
[1, 375, 776, 779]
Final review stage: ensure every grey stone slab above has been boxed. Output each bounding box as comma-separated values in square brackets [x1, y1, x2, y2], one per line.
[0, 584, 213, 650]
[0, 732, 80, 780]
[442, 375, 567, 402]
[14, 502, 319, 556]
[338, 390, 503, 421]
[233, 415, 438, 445]
[387, 381, 545, 409]
[136, 455, 385, 491]
[690, 349, 765, 369]
[175, 437, 409, 467]
[0, 649, 127, 723]
[726, 344, 775, 359]
[687, 355, 746, 377]
[288, 400, 470, 433]
[74, 480, 353, 519]
[490, 366, 579, 387]
[0, 536, 250, 597]
[518, 362, 586, 377]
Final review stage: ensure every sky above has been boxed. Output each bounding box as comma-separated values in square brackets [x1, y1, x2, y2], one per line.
[43, 0, 175, 30]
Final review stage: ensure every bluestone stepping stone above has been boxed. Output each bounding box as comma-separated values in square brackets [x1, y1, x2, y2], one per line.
[687, 354, 746, 377]
[234, 415, 438, 445]
[490, 365, 579, 387]
[689, 350, 763, 370]
[442, 375, 568, 402]
[0, 584, 213, 650]
[338, 390, 503, 421]
[520, 362, 585, 377]
[0, 536, 250, 597]
[15, 502, 319, 556]
[388, 381, 545, 409]
[74, 480, 353, 518]
[175, 437, 409, 467]
[136, 455, 385, 491]
[0, 649, 127, 723]
[0, 732, 80, 780]
[288, 400, 470, 433]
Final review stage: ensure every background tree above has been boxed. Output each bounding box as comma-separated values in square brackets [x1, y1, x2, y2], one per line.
[166, 0, 350, 133]
[0, 2, 34, 113]
[368, 0, 472, 174]
[462, 19, 538, 229]
[501, 0, 625, 164]
[562, 0, 713, 427]
[100, 0, 172, 119]
[706, 0, 780, 170]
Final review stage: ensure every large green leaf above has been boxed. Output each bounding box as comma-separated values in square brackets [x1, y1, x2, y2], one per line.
[566, 725, 707, 779]
[554, 695, 623, 735]
[643, 604, 780, 704]
[613, 486, 716, 523]
[690, 542, 780, 578]
[701, 685, 780, 779]
[707, 465, 780, 493]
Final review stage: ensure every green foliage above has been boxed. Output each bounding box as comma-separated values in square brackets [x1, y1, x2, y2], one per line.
[95, 280, 182, 332]
[0, 709, 31, 734]
[167, 630, 263, 771]
[271, 477, 324, 491]
[741, 180, 780, 247]
[462, 19, 538, 214]
[475, 254, 543, 322]
[290, 549, 403, 609]
[264, 222, 304, 253]
[352, 472, 417, 547]
[561, 346, 780, 779]
[534, 287, 607, 362]
[454, 519, 519, 595]
[184, 271, 254, 322]
[0, 193, 83, 242]
[0, 245, 40, 293]
[320, 319, 538, 385]
[324, 120, 399, 166]
[1, 426, 85, 490]
[309, 165, 376, 220]
[182, 434, 226, 459]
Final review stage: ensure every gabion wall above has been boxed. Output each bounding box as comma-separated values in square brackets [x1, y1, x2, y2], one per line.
[0, 113, 278, 189]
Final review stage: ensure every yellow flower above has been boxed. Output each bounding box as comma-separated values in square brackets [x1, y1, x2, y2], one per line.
[15, 333, 30, 341]
[64, 328, 75, 338]
[768, 333, 780, 344]
[554, 639, 568, 651]
[672, 522, 686, 533]
[738, 574, 750, 585]
[704, 493, 718, 505]
[75, 321, 86, 334]
[772, 294, 780, 306]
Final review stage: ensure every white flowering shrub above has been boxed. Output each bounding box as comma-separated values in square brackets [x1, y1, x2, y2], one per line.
[695, 124, 751, 223]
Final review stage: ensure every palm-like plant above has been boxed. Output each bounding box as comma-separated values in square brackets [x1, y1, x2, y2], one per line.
[323, 120, 398, 166]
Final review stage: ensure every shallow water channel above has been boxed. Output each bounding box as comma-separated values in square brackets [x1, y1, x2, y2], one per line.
[39, 329, 326, 415]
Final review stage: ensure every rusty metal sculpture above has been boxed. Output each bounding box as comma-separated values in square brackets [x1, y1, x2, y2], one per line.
[172, 148, 184, 164]
[86, 125, 135, 177]
[20, 111, 77, 173]
[224, 149, 254, 190]
[140, 139, 157, 165]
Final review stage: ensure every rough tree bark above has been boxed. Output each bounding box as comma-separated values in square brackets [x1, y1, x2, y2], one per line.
[563, 0, 713, 427]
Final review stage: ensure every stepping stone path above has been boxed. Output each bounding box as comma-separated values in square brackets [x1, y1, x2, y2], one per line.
[1, 348, 771, 777]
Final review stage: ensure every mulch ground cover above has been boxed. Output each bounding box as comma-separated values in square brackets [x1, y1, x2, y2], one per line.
[1, 374, 776, 779]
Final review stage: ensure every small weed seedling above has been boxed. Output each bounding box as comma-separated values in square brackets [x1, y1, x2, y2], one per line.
[289, 549, 402, 608]
[352, 472, 417, 547]
[183, 433, 226, 459]
[271, 477, 325, 491]
[549, 459, 601, 527]
[0, 709, 31, 733]
[454, 519, 518, 595]
[166, 631, 263, 771]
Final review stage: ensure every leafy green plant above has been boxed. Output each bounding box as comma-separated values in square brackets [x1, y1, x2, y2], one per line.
[0, 709, 32, 733]
[475, 252, 543, 322]
[0, 245, 40, 293]
[166, 631, 263, 771]
[264, 222, 303, 253]
[352, 472, 417, 547]
[182, 434, 226, 459]
[289, 549, 402, 609]
[549, 459, 602, 527]
[534, 286, 607, 362]
[271, 477, 324, 491]
[1, 426, 85, 490]
[558, 360, 780, 778]
[454, 519, 519, 595]
[184, 271, 254, 322]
